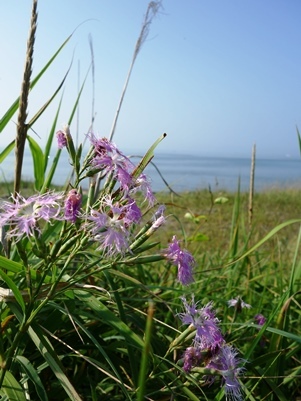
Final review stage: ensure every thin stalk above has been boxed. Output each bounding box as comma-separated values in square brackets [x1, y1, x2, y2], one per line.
[137, 301, 155, 401]
[109, 1, 162, 141]
[14, 0, 38, 197]
[248, 144, 256, 228]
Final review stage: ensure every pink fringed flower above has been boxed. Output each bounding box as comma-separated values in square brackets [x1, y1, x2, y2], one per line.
[163, 235, 195, 285]
[0, 192, 64, 241]
[86, 195, 142, 257]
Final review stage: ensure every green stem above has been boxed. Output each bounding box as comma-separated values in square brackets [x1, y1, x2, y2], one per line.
[137, 301, 155, 401]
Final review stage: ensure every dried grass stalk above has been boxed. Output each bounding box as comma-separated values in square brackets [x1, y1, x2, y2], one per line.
[14, 0, 38, 196]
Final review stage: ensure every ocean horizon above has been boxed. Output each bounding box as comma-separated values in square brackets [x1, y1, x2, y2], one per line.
[1, 150, 301, 193]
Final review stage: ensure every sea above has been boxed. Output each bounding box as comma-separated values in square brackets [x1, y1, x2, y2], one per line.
[1, 151, 301, 193]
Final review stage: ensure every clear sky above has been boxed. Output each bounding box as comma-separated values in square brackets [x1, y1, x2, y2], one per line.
[1, 0, 301, 159]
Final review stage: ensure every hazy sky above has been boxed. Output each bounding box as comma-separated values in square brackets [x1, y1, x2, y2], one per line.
[1, 1, 301, 158]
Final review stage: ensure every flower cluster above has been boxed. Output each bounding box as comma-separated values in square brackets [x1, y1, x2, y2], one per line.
[0, 128, 195, 285]
[178, 296, 245, 401]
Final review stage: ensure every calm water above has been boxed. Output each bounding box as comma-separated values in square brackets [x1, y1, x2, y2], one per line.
[1, 151, 301, 192]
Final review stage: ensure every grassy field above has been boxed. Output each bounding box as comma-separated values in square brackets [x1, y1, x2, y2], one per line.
[156, 186, 301, 264]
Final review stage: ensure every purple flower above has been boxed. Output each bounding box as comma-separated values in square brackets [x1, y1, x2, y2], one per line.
[88, 133, 134, 192]
[56, 130, 68, 149]
[206, 345, 245, 401]
[56, 125, 72, 150]
[144, 206, 166, 237]
[228, 296, 252, 312]
[254, 313, 266, 326]
[0, 192, 64, 241]
[131, 173, 156, 207]
[183, 346, 202, 373]
[178, 297, 224, 352]
[86, 195, 141, 256]
[254, 313, 267, 347]
[163, 236, 195, 285]
[64, 189, 82, 223]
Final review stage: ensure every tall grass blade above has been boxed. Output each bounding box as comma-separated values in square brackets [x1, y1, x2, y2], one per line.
[27, 60, 72, 128]
[47, 300, 133, 399]
[0, 141, 15, 163]
[28, 323, 83, 401]
[27, 135, 44, 189]
[0, 370, 27, 401]
[131, 132, 167, 179]
[248, 144, 256, 228]
[43, 94, 64, 173]
[0, 34, 72, 135]
[288, 223, 301, 295]
[228, 218, 301, 265]
[0, 269, 25, 313]
[137, 301, 155, 401]
[15, 355, 48, 401]
[40, 149, 62, 193]
[228, 178, 241, 259]
[74, 290, 144, 349]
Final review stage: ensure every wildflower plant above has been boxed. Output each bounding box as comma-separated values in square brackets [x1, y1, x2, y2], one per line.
[0, 0, 199, 398]
[0, 118, 197, 399]
[177, 296, 246, 400]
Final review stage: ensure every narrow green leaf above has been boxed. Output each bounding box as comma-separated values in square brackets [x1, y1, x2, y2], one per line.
[0, 255, 27, 274]
[27, 135, 44, 189]
[27, 61, 72, 128]
[43, 94, 64, 172]
[28, 323, 82, 401]
[0, 268, 25, 312]
[0, 35, 72, 133]
[0, 140, 15, 163]
[16, 355, 48, 401]
[131, 133, 167, 179]
[75, 290, 144, 350]
[41, 149, 63, 193]
[47, 300, 132, 400]
[228, 218, 301, 266]
[137, 301, 155, 401]
[1, 370, 27, 401]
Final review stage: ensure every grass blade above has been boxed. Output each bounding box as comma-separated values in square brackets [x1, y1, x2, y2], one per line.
[28, 323, 82, 401]
[27, 135, 44, 189]
[0, 35, 72, 134]
[43, 94, 64, 172]
[16, 355, 48, 401]
[0, 268, 25, 313]
[137, 301, 155, 401]
[0, 370, 27, 401]
[0, 140, 15, 163]
[131, 133, 167, 179]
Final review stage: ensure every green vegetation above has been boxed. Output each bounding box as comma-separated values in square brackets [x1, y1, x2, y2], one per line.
[156, 187, 301, 262]
[0, 1, 300, 400]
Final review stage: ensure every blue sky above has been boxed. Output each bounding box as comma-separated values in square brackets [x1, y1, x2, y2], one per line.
[1, 1, 301, 158]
